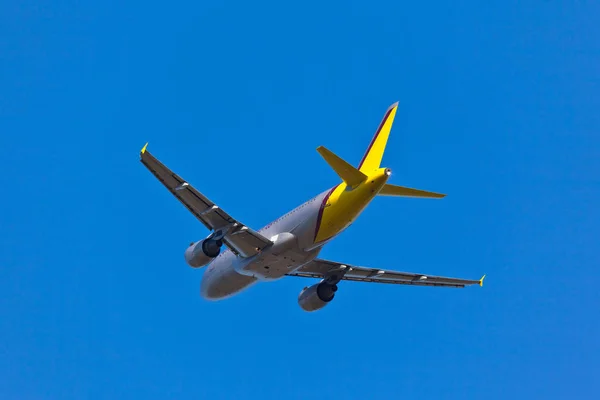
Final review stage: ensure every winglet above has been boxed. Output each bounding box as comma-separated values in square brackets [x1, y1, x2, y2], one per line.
[141, 142, 149, 154]
[479, 274, 486, 287]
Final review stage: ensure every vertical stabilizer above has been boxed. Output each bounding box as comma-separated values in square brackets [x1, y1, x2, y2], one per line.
[358, 102, 398, 173]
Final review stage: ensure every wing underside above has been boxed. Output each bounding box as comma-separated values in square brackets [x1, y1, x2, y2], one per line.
[140, 144, 272, 257]
[288, 258, 484, 288]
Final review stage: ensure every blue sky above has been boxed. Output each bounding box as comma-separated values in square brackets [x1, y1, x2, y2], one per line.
[1, 1, 599, 399]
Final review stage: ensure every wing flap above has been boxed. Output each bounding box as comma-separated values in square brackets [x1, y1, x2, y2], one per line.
[288, 258, 483, 288]
[223, 228, 270, 258]
[140, 145, 272, 257]
[141, 148, 229, 229]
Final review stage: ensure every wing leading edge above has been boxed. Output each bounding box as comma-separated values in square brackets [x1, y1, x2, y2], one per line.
[288, 258, 485, 288]
[140, 144, 272, 257]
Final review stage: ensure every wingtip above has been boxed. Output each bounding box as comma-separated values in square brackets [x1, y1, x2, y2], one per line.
[479, 274, 486, 287]
[141, 142, 149, 154]
[316, 145, 329, 155]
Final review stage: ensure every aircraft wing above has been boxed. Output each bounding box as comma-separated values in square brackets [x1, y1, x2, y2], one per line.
[288, 258, 484, 288]
[140, 144, 272, 257]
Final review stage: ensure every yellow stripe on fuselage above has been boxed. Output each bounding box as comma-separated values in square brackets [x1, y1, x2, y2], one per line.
[315, 167, 390, 243]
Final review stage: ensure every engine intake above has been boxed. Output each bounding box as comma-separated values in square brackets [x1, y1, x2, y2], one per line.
[297, 281, 337, 312]
[184, 238, 222, 268]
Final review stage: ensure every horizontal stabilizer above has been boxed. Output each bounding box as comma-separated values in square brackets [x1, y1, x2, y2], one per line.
[378, 184, 445, 198]
[317, 146, 367, 187]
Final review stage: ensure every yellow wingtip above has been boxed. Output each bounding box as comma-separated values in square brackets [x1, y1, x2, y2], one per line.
[141, 142, 149, 154]
[479, 274, 486, 287]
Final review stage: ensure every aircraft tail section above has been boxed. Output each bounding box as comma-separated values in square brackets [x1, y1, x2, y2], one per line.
[378, 183, 445, 198]
[315, 102, 444, 199]
[358, 102, 399, 173]
[317, 146, 367, 187]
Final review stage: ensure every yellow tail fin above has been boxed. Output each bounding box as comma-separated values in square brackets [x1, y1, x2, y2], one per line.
[358, 102, 399, 173]
[317, 146, 367, 187]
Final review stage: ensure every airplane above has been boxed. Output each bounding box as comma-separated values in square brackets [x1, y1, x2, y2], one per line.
[140, 102, 484, 312]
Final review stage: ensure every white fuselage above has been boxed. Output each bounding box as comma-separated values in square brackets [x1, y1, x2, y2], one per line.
[200, 167, 392, 300]
[200, 189, 331, 300]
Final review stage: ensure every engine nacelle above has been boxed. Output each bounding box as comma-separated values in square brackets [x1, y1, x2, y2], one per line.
[297, 281, 337, 312]
[184, 238, 222, 268]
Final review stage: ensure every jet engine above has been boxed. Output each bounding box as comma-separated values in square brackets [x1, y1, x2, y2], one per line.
[184, 238, 222, 268]
[297, 281, 338, 312]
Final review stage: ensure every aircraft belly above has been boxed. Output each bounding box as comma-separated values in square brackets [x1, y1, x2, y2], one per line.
[244, 251, 304, 279]
[240, 234, 321, 279]
[200, 194, 327, 299]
